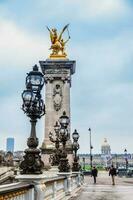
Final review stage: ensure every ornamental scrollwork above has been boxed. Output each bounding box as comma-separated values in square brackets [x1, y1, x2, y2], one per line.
[53, 84, 63, 111]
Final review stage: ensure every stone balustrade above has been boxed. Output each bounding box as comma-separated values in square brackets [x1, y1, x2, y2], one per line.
[0, 169, 15, 184]
[0, 172, 82, 200]
[0, 182, 34, 200]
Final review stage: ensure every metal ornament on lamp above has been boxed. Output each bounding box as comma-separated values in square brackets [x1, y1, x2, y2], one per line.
[49, 121, 62, 166]
[72, 129, 80, 172]
[124, 149, 128, 171]
[88, 128, 93, 168]
[20, 65, 45, 174]
[26, 64, 44, 91]
[58, 111, 70, 172]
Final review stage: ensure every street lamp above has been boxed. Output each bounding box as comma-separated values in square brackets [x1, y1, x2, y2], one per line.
[58, 111, 70, 129]
[49, 121, 61, 166]
[82, 157, 85, 171]
[115, 154, 118, 168]
[88, 128, 93, 168]
[124, 149, 128, 171]
[72, 129, 80, 172]
[20, 65, 45, 174]
[26, 64, 44, 91]
[58, 111, 70, 172]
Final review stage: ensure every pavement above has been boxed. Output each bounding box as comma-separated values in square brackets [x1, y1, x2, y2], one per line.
[71, 171, 133, 200]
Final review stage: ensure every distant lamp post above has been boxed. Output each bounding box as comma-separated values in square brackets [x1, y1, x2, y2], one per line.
[58, 111, 70, 172]
[20, 65, 45, 174]
[82, 157, 85, 171]
[88, 128, 93, 168]
[72, 129, 80, 172]
[49, 121, 61, 166]
[124, 149, 128, 171]
[115, 154, 118, 168]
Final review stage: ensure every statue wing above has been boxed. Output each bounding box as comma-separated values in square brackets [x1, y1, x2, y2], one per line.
[58, 24, 69, 41]
[46, 26, 54, 44]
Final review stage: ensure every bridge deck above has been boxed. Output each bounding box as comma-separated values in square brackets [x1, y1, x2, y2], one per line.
[71, 171, 133, 200]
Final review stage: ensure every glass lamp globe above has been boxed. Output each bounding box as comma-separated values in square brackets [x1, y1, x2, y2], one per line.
[73, 141, 78, 148]
[22, 89, 33, 106]
[59, 111, 70, 128]
[72, 129, 79, 141]
[124, 149, 127, 153]
[60, 128, 66, 136]
[26, 65, 44, 91]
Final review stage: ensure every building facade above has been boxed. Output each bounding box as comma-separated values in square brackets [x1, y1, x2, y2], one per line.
[6, 138, 14, 153]
[101, 138, 111, 155]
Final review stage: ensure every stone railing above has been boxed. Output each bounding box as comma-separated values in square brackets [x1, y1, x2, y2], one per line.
[0, 182, 34, 200]
[0, 172, 82, 200]
[0, 169, 15, 184]
[44, 176, 66, 199]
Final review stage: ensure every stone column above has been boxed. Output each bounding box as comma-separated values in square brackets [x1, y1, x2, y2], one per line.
[40, 59, 76, 166]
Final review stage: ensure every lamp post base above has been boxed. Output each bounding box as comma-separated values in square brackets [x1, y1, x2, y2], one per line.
[58, 157, 70, 173]
[72, 161, 81, 172]
[20, 148, 44, 174]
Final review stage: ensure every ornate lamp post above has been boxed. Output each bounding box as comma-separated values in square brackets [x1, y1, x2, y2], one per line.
[88, 128, 93, 168]
[58, 111, 70, 172]
[72, 129, 80, 172]
[20, 65, 45, 174]
[49, 121, 61, 166]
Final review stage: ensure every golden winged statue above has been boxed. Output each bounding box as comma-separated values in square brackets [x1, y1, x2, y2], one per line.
[46, 24, 70, 59]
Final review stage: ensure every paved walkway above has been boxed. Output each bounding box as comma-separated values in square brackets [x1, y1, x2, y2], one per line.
[71, 171, 133, 200]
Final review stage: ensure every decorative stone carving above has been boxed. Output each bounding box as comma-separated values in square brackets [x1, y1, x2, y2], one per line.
[45, 69, 69, 74]
[53, 84, 62, 111]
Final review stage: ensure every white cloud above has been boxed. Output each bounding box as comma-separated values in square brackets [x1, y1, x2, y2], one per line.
[0, 95, 44, 151]
[46, 0, 130, 21]
[70, 28, 133, 83]
[70, 28, 133, 153]
[0, 18, 49, 70]
[80, 0, 129, 19]
[0, 19, 47, 150]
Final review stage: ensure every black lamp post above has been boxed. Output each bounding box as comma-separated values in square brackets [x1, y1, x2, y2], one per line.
[49, 121, 61, 166]
[88, 128, 93, 168]
[72, 129, 80, 172]
[20, 65, 45, 174]
[124, 149, 128, 171]
[82, 157, 85, 171]
[115, 154, 118, 168]
[58, 111, 70, 172]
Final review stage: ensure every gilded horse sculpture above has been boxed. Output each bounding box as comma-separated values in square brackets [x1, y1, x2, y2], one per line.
[46, 24, 70, 58]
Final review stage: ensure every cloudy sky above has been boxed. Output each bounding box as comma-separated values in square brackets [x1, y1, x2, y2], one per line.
[0, 0, 133, 154]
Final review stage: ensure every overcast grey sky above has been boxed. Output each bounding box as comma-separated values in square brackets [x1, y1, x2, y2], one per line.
[0, 0, 133, 153]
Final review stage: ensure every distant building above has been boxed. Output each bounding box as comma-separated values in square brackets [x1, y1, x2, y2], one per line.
[101, 138, 111, 155]
[6, 138, 14, 153]
[5, 151, 14, 166]
[79, 153, 133, 168]
[101, 138, 111, 167]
